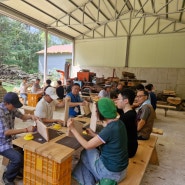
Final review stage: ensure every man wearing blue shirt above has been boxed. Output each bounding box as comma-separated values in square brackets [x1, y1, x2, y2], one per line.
[66, 83, 87, 117]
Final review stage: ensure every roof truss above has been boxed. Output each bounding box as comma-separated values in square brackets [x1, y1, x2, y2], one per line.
[0, 0, 185, 40]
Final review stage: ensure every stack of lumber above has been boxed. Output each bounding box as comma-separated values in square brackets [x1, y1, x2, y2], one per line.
[163, 90, 176, 96]
[122, 71, 136, 79]
[120, 71, 146, 86]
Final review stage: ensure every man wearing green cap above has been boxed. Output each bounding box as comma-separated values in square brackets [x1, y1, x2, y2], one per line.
[67, 98, 128, 185]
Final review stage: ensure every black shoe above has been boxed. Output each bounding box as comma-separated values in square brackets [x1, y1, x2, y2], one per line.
[2, 172, 15, 185]
[16, 171, 23, 179]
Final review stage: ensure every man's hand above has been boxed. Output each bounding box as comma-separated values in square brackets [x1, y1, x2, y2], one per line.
[86, 128, 96, 137]
[81, 101, 88, 106]
[67, 118, 75, 131]
[26, 125, 36, 132]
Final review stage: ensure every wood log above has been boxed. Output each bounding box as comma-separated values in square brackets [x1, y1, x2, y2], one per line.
[122, 71, 136, 79]
[167, 97, 181, 105]
[163, 90, 176, 96]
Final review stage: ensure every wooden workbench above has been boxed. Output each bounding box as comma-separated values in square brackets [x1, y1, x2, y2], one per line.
[13, 127, 75, 185]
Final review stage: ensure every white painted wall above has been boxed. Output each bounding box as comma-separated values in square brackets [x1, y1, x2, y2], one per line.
[72, 33, 185, 99]
[74, 37, 127, 67]
[129, 33, 185, 67]
[74, 33, 185, 68]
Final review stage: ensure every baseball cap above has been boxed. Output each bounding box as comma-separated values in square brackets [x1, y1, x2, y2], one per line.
[45, 87, 58, 99]
[3, 92, 23, 108]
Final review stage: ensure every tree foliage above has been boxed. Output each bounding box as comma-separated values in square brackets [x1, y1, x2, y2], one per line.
[0, 16, 71, 74]
[0, 16, 44, 73]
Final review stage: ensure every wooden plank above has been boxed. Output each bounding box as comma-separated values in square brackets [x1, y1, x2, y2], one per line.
[63, 97, 70, 126]
[157, 104, 176, 109]
[82, 103, 91, 116]
[152, 128, 163, 135]
[66, 120, 83, 137]
[36, 120, 49, 141]
[119, 135, 158, 185]
[157, 104, 176, 116]
[35, 142, 74, 163]
[90, 102, 97, 132]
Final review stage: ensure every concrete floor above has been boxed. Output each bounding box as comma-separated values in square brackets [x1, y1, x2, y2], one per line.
[0, 108, 185, 185]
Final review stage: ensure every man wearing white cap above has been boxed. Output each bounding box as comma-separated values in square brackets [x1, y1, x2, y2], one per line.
[35, 87, 64, 124]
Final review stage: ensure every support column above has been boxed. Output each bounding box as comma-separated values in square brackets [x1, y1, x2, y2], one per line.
[125, 35, 131, 67]
[43, 30, 48, 83]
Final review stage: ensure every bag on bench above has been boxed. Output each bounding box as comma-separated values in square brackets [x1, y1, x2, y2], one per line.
[96, 178, 117, 185]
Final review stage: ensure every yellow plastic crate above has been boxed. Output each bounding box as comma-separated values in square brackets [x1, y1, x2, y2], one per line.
[27, 93, 42, 107]
[24, 150, 72, 185]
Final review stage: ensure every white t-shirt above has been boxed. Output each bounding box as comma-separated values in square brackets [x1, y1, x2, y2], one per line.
[20, 82, 28, 94]
[98, 89, 110, 98]
[34, 98, 57, 119]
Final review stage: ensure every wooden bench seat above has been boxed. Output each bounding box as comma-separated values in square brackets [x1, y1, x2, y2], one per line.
[157, 104, 176, 116]
[119, 135, 158, 185]
[21, 105, 35, 115]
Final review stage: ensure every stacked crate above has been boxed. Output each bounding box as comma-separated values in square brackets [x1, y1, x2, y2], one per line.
[27, 93, 42, 107]
[24, 149, 72, 185]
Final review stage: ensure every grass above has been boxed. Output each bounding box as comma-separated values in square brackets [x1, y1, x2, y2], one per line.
[2, 82, 19, 92]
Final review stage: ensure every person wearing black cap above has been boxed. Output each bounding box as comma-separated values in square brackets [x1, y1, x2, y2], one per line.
[0, 92, 37, 185]
[67, 98, 128, 185]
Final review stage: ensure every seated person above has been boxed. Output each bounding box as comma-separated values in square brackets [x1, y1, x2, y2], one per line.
[20, 77, 30, 105]
[135, 89, 155, 140]
[66, 83, 88, 117]
[31, 78, 43, 94]
[116, 88, 138, 158]
[145, 83, 157, 111]
[65, 79, 72, 94]
[56, 80, 64, 100]
[34, 87, 64, 124]
[67, 98, 128, 185]
[110, 82, 123, 99]
[98, 85, 112, 98]
[0, 92, 36, 185]
[43, 79, 52, 92]
[133, 83, 151, 109]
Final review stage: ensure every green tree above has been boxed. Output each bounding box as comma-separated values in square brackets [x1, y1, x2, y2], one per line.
[0, 15, 71, 74]
[0, 16, 43, 73]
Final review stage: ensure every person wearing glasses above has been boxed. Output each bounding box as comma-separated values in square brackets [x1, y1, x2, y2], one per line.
[135, 89, 155, 140]
[115, 88, 138, 158]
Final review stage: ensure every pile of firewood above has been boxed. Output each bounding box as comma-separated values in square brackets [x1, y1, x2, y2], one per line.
[0, 64, 39, 84]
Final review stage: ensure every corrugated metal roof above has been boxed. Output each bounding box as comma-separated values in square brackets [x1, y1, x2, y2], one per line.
[1, 0, 185, 40]
[37, 44, 72, 54]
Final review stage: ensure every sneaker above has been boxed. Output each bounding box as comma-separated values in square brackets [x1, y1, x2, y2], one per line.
[2, 172, 15, 185]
